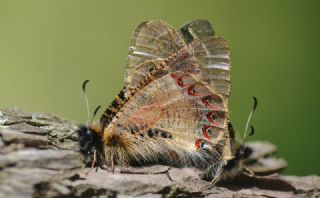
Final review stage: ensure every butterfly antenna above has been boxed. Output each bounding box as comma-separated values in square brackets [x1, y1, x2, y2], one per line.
[242, 97, 258, 145]
[89, 105, 101, 129]
[58, 80, 91, 141]
[82, 80, 91, 127]
[82, 80, 102, 128]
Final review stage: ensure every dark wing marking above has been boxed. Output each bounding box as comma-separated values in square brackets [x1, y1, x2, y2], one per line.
[180, 19, 215, 43]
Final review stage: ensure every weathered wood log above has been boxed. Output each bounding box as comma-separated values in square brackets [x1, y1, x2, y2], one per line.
[0, 107, 319, 198]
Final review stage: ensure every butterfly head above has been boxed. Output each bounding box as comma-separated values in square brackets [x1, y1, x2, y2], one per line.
[235, 142, 253, 160]
[77, 124, 103, 166]
[77, 80, 104, 167]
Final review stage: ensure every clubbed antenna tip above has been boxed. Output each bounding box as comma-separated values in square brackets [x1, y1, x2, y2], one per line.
[253, 96, 258, 113]
[249, 125, 255, 137]
[88, 105, 101, 129]
[82, 80, 91, 124]
[93, 105, 101, 117]
[82, 80, 90, 92]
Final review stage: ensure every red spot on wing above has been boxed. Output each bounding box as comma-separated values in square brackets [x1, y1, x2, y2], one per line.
[171, 73, 189, 87]
[187, 85, 201, 96]
[202, 125, 212, 140]
[170, 73, 179, 79]
[202, 96, 217, 109]
[206, 111, 219, 126]
[195, 138, 206, 149]
[177, 77, 188, 87]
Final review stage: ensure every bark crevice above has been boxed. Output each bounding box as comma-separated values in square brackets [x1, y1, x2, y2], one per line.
[0, 107, 319, 198]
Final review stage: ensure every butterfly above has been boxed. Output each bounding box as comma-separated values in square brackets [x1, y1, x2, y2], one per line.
[77, 19, 251, 183]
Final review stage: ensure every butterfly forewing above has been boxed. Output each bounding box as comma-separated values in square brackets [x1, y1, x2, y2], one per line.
[179, 20, 231, 98]
[124, 19, 231, 98]
[179, 19, 215, 43]
[190, 37, 231, 97]
[125, 20, 187, 90]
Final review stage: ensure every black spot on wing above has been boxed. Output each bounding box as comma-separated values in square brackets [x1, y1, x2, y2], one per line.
[147, 128, 173, 139]
[118, 90, 125, 100]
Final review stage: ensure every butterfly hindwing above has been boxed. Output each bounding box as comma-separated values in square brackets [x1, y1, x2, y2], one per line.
[102, 71, 231, 180]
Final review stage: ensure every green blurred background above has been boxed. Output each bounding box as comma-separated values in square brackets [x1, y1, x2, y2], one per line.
[1, 0, 319, 175]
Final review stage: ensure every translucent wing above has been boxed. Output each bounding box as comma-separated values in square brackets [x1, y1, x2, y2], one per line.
[180, 20, 231, 98]
[124, 20, 231, 97]
[179, 19, 215, 43]
[125, 20, 187, 90]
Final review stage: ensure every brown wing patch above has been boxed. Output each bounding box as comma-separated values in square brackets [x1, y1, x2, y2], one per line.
[112, 72, 229, 154]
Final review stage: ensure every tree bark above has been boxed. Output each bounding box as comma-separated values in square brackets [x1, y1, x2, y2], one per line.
[0, 107, 319, 198]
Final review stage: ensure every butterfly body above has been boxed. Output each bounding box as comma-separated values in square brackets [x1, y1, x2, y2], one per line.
[78, 20, 239, 182]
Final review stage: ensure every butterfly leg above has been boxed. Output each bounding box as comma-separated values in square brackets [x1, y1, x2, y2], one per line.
[199, 161, 224, 184]
[111, 156, 115, 173]
[91, 149, 97, 168]
[210, 163, 224, 184]
[242, 166, 254, 177]
[85, 149, 97, 176]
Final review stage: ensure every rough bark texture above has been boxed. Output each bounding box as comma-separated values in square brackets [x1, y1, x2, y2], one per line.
[0, 107, 319, 198]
